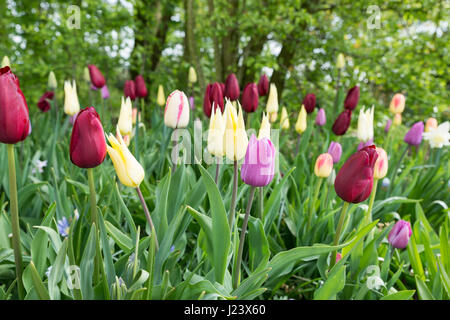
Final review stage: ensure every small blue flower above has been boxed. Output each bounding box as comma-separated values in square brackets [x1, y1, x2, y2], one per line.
[381, 177, 390, 189]
[170, 245, 175, 252]
[57, 217, 70, 237]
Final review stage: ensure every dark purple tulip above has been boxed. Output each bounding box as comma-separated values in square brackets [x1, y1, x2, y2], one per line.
[88, 64, 106, 88]
[124, 80, 136, 101]
[241, 83, 259, 113]
[302, 93, 316, 113]
[344, 86, 360, 110]
[37, 91, 55, 112]
[257, 74, 269, 96]
[134, 75, 148, 98]
[404, 121, 424, 146]
[219, 83, 225, 95]
[210, 82, 224, 111]
[332, 109, 352, 135]
[224, 73, 240, 101]
[388, 220, 412, 249]
[203, 84, 213, 117]
[384, 119, 392, 133]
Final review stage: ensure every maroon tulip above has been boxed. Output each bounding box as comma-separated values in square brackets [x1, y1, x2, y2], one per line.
[302, 93, 316, 114]
[224, 73, 240, 101]
[203, 84, 213, 117]
[88, 64, 106, 88]
[219, 83, 225, 94]
[70, 107, 107, 168]
[134, 75, 148, 98]
[124, 80, 136, 101]
[344, 86, 360, 110]
[334, 145, 378, 203]
[37, 91, 55, 112]
[332, 109, 352, 135]
[0, 66, 30, 144]
[257, 74, 269, 96]
[241, 83, 259, 113]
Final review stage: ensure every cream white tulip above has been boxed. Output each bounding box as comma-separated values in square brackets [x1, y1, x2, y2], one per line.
[422, 121, 450, 149]
[157, 85, 165, 107]
[266, 83, 279, 122]
[2, 56, 11, 68]
[118, 97, 133, 136]
[207, 105, 226, 157]
[258, 112, 271, 140]
[64, 80, 80, 116]
[223, 100, 248, 161]
[164, 90, 190, 129]
[357, 106, 374, 142]
[188, 66, 197, 84]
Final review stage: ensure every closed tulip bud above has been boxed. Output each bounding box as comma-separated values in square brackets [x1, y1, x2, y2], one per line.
[344, 86, 360, 110]
[295, 105, 307, 134]
[336, 53, 345, 69]
[83, 67, 91, 83]
[315, 108, 326, 126]
[241, 83, 259, 113]
[404, 121, 424, 146]
[384, 119, 392, 133]
[118, 97, 133, 136]
[132, 108, 141, 125]
[334, 145, 378, 203]
[188, 66, 197, 84]
[269, 112, 277, 123]
[257, 74, 269, 96]
[327, 141, 342, 164]
[357, 106, 374, 142]
[63, 80, 80, 116]
[124, 80, 136, 101]
[388, 220, 412, 249]
[223, 100, 248, 161]
[37, 91, 54, 112]
[207, 106, 225, 157]
[327, 169, 336, 186]
[224, 73, 240, 101]
[373, 147, 388, 179]
[164, 90, 190, 129]
[48, 71, 57, 89]
[424, 117, 438, 132]
[203, 84, 213, 117]
[393, 113, 402, 125]
[241, 134, 275, 187]
[332, 109, 352, 135]
[1, 56, 10, 68]
[210, 82, 224, 113]
[106, 131, 145, 188]
[389, 93, 405, 114]
[0, 66, 31, 144]
[134, 75, 148, 98]
[157, 85, 165, 107]
[258, 112, 271, 140]
[302, 93, 316, 114]
[422, 121, 449, 149]
[280, 107, 290, 129]
[70, 107, 107, 168]
[357, 138, 373, 151]
[88, 64, 106, 88]
[101, 84, 110, 99]
[266, 83, 279, 115]
[314, 153, 333, 178]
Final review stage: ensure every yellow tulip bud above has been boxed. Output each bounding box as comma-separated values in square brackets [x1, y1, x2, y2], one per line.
[48, 71, 57, 89]
[1, 56, 10, 68]
[188, 66, 197, 84]
[280, 107, 290, 129]
[83, 67, 91, 83]
[389, 93, 405, 114]
[336, 53, 345, 69]
[295, 105, 307, 134]
[157, 85, 165, 107]
[118, 97, 133, 136]
[269, 111, 278, 123]
[373, 147, 388, 179]
[425, 117, 438, 132]
[258, 112, 271, 140]
[393, 113, 402, 125]
[266, 83, 279, 115]
[223, 100, 248, 161]
[314, 153, 333, 178]
[207, 106, 226, 157]
[64, 80, 80, 116]
[164, 90, 190, 129]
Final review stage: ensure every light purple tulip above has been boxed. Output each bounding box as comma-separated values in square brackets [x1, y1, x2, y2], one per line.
[189, 96, 195, 110]
[357, 138, 373, 151]
[90, 84, 99, 91]
[384, 119, 392, 133]
[101, 84, 110, 99]
[388, 220, 412, 249]
[327, 141, 342, 164]
[404, 121, 424, 146]
[241, 134, 275, 187]
[315, 108, 326, 126]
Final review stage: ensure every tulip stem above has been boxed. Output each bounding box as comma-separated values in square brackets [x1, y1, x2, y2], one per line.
[295, 134, 301, 156]
[134, 100, 140, 162]
[307, 178, 323, 231]
[259, 187, 264, 221]
[7, 144, 25, 299]
[87, 168, 98, 226]
[136, 187, 159, 251]
[172, 129, 178, 173]
[364, 179, 378, 226]
[330, 201, 350, 269]
[229, 160, 238, 228]
[233, 186, 256, 289]
[215, 158, 220, 184]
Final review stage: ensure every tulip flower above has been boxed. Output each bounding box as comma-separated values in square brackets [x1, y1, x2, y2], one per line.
[219, 82, 225, 94]
[118, 97, 133, 136]
[404, 121, 424, 146]
[424, 117, 438, 132]
[37, 91, 55, 112]
[101, 84, 110, 99]
[336, 53, 345, 69]
[189, 96, 195, 110]
[224, 73, 240, 101]
[132, 108, 141, 125]
[203, 84, 213, 117]
[88, 64, 106, 88]
[295, 105, 307, 134]
[266, 83, 279, 122]
[135, 75, 148, 98]
[157, 85, 165, 107]
[257, 74, 269, 96]
[188, 66, 197, 84]
[423, 121, 450, 149]
[210, 82, 224, 112]
[328, 141, 342, 164]
[124, 80, 136, 101]
[207, 106, 226, 178]
[241, 82, 259, 113]
[393, 113, 402, 125]
[389, 93, 405, 114]
[63, 80, 80, 116]
[388, 220, 412, 249]
[258, 112, 271, 140]
[48, 71, 57, 90]
[83, 67, 90, 83]
[280, 107, 290, 130]
[164, 90, 190, 129]
[357, 106, 374, 142]
[344, 86, 360, 110]
[315, 108, 326, 126]
[302, 93, 316, 114]
[1, 56, 10, 68]
[332, 109, 352, 135]
[384, 119, 392, 133]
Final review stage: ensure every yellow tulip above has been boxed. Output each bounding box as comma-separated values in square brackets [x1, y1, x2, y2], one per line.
[207, 105, 225, 157]
[188, 66, 197, 84]
[157, 85, 165, 107]
[83, 67, 91, 83]
[425, 117, 438, 132]
[106, 131, 145, 188]
[280, 107, 290, 129]
[336, 53, 345, 69]
[223, 100, 248, 161]
[64, 80, 80, 116]
[48, 71, 57, 89]
[314, 153, 333, 178]
[258, 112, 271, 140]
[269, 112, 278, 123]
[118, 97, 133, 136]
[266, 83, 278, 121]
[295, 105, 307, 134]
[1, 56, 10, 68]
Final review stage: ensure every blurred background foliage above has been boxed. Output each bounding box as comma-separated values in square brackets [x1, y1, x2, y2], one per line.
[0, 0, 448, 124]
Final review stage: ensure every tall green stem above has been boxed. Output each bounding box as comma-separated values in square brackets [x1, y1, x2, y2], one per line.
[228, 160, 238, 228]
[330, 201, 350, 269]
[7, 144, 25, 299]
[259, 187, 264, 221]
[364, 179, 378, 226]
[233, 186, 256, 289]
[134, 100, 140, 162]
[307, 178, 323, 231]
[136, 187, 159, 251]
[87, 168, 98, 225]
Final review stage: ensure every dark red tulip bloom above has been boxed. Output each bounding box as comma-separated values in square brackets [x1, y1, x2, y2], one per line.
[302, 93, 316, 113]
[334, 145, 378, 203]
[88, 64, 106, 88]
[344, 86, 360, 110]
[0, 66, 30, 144]
[241, 83, 259, 113]
[224, 73, 240, 101]
[70, 107, 107, 168]
[37, 91, 55, 112]
[203, 84, 213, 117]
[257, 74, 269, 96]
[219, 82, 225, 94]
[134, 75, 148, 98]
[332, 109, 352, 135]
[124, 80, 136, 101]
